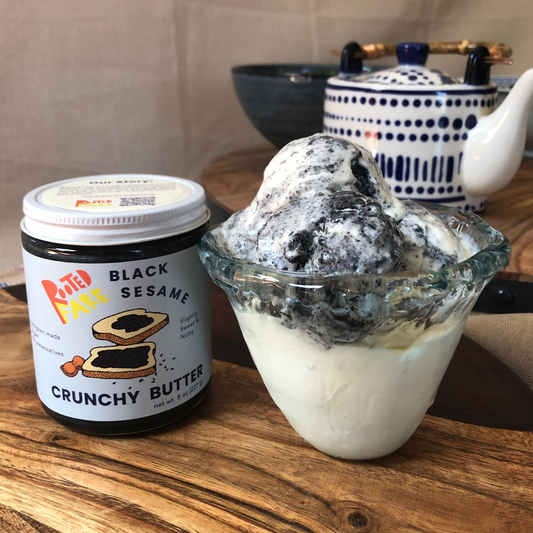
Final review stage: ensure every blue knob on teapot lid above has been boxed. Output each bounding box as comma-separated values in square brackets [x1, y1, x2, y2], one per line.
[396, 43, 430, 66]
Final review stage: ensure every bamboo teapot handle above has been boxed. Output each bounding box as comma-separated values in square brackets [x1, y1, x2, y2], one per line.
[332, 41, 512, 60]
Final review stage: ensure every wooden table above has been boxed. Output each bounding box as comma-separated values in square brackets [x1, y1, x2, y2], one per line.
[2, 283, 533, 532]
[202, 145, 533, 282]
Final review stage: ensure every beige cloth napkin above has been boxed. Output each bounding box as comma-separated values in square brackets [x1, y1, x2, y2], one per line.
[464, 314, 533, 390]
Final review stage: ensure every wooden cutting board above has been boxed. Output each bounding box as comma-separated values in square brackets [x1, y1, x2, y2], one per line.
[2, 287, 533, 532]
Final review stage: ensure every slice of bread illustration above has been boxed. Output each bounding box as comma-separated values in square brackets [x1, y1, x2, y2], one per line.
[92, 309, 168, 345]
[82, 342, 156, 379]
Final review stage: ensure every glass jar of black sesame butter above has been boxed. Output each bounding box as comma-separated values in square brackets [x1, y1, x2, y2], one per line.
[22, 174, 211, 434]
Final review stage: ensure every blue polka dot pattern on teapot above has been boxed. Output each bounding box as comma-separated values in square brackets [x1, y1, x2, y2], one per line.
[361, 67, 460, 87]
[323, 83, 497, 213]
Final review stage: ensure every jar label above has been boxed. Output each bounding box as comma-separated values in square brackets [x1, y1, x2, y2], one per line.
[41, 176, 192, 212]
[23, 246, 211, 422]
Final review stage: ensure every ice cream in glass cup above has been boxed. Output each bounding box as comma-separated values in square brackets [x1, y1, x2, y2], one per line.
[199, 135, 510, 460]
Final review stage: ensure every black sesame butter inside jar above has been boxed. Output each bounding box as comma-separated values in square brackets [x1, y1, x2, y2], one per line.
[22, 174, 211, 435]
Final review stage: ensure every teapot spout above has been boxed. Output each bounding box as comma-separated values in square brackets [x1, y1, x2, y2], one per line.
[463, 69, 533, 196]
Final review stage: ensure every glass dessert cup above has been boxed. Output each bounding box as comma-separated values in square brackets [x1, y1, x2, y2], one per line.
[199, 204, 510, 460]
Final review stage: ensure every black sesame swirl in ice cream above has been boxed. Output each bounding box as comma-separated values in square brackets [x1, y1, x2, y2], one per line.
[256, 192, 406, 274]
[214, 134, 476, 274]
[399, 200, 469, 270]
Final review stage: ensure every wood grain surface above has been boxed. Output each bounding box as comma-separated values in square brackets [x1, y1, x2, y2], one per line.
[2, 287, 533, 532]
[201, 146, 533, 282]
[481, 158, 533, 282]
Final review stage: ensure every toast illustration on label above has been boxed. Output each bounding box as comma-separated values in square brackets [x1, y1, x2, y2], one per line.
[92, 308, 169, 345]
[82, 342, 157, 379]
[61, 308, 169, 379]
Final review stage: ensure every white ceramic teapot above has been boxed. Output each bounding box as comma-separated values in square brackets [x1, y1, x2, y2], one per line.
[323, 42, 533, 212]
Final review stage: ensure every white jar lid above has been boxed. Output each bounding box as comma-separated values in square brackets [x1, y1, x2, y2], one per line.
[22, 174, 210, 245]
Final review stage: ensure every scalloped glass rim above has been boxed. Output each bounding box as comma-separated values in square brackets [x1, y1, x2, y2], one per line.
[199, 203, 510, 294]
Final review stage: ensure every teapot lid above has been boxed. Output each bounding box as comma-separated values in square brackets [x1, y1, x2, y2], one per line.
[353, 43, 461, 86]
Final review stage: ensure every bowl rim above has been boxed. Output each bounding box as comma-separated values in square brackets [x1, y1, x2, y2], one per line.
[231, 64, 387, 78]
[199, 202, 511, 346]
[231, 63, 339, 78]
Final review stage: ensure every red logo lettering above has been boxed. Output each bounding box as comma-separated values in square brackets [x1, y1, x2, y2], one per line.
[41, 270, 92, 324]
[75, 199, 112, 207]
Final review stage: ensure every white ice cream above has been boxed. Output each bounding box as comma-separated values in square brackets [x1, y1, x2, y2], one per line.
[236, 310, 464, 459]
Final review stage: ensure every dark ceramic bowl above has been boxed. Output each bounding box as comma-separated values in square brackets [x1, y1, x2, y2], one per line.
[232, 64, 339, 148]
[232, 64, 387, 148]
